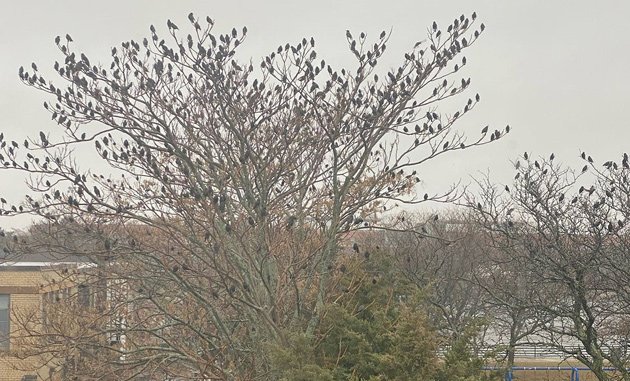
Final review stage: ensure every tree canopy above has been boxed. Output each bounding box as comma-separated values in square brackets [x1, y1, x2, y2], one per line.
[1, 12, 502, 380]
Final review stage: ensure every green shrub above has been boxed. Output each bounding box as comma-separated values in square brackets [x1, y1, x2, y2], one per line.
[270, 251, 500, 381]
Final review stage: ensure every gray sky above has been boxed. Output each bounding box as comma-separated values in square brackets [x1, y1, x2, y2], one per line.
[0, 0, 629, 228]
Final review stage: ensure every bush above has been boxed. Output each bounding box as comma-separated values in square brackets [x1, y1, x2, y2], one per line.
[270, 249, 502, 381]
[271, 251, 437, 380]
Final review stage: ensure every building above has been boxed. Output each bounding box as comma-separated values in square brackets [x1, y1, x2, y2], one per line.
[0, 250, 92, 381]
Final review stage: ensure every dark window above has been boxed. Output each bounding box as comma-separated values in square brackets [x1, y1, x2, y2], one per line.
[78, 285, 90, 307]
[0, 294, 9, 350]
[42, 292, 52, 327]
[21, 376, 37, 381]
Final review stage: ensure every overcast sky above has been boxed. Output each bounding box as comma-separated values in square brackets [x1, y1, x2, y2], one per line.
[0, 0, 628, 228]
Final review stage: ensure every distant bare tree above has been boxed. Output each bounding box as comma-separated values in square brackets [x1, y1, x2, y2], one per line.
[385, 213, 488, 342]
[385, 210, 545, 369]
[2, 11, 501, 379]
[469, 153, 630, 381]
[470, 240, 545, 368]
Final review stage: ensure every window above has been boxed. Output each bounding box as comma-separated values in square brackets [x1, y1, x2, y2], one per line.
[43, 287, 80, 329]
[42, 291, 53, 328]
[109, 316, 125, 345]
[78, 284, 90, 307]
[0, 294, 9, 350]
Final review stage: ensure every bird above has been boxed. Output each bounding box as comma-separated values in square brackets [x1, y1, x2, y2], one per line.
[286, 215, 297, 230]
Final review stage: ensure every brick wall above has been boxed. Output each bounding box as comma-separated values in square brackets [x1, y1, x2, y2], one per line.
[0, 269, 55, 381]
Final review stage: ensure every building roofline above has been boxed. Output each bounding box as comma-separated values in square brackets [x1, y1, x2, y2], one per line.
[0, 261, 95, 269]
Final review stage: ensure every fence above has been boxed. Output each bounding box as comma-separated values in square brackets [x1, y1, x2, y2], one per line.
[483, 366, 620, 381]
[475, 343, 630, 360]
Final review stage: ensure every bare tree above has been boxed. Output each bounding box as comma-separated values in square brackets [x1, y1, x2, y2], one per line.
[384, 210, 545, 369]
[385, 213, 488, 342]
[2, 12, 501, 379]
[469, 153, 630, 381]
[471, 240, 546, 368]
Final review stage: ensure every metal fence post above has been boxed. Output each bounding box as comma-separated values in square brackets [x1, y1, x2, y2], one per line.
[570, 367, 579, 381]
[505, 368, 513, 381]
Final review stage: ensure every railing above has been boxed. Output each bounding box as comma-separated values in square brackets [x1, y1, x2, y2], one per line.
[483, 366, 621, 381]
[475, 344, 628, 359]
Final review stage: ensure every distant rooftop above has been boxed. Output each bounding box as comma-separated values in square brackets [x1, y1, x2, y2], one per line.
[0, 245, 93, 268]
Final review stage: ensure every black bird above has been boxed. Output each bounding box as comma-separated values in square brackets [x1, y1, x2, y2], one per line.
[286, 215, 297, 230]
[353, 243, 360, 253]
